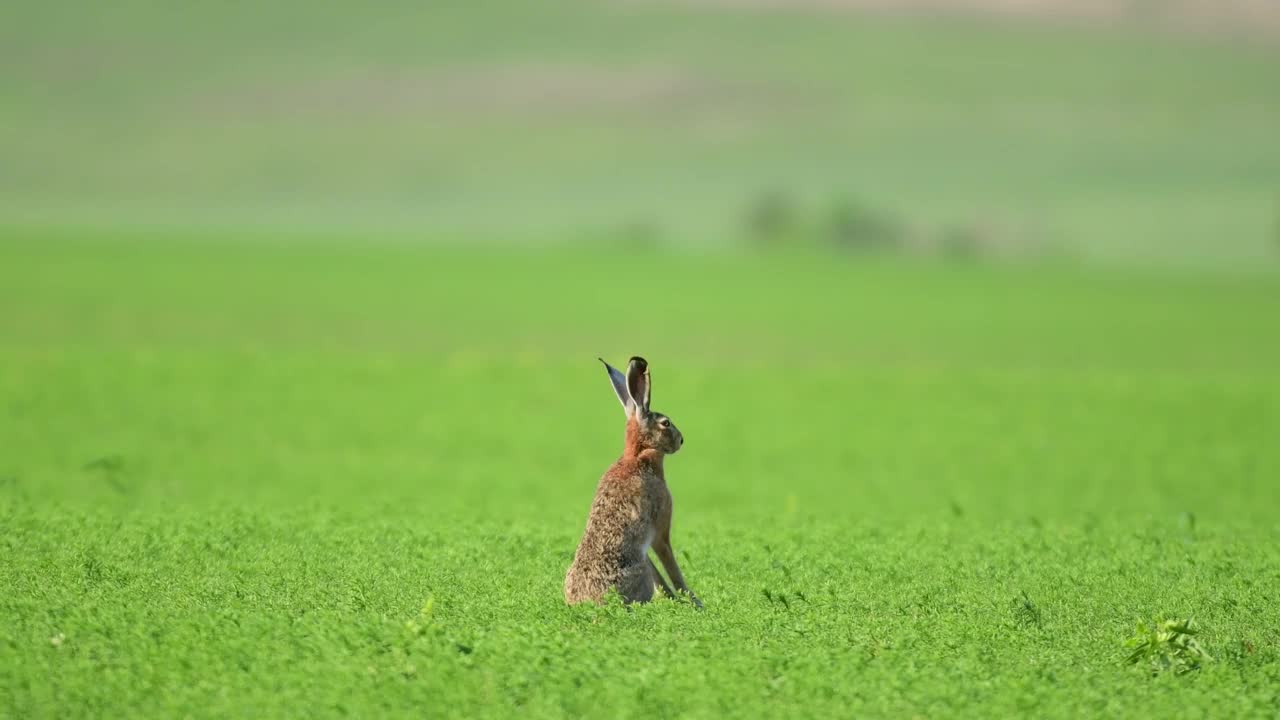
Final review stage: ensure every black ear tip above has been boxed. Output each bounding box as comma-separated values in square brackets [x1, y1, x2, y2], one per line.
[628, 356, 648, 371]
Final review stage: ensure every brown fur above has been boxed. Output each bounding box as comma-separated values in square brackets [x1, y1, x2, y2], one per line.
[564, 358, 700, 607]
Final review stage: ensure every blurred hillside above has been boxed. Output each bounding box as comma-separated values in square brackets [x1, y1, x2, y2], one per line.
[661, 0, 1280, 32]
[2, 0, 1278, 266]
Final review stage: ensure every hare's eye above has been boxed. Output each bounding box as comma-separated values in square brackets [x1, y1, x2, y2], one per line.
[658, 418, 670, 428]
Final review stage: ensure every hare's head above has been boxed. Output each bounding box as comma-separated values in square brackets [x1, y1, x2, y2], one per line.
[601, 356, 684, 455]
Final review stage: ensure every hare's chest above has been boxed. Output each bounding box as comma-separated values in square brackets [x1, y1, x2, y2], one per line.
[627, 484, 667, 523]
[642, 475, 672, 515]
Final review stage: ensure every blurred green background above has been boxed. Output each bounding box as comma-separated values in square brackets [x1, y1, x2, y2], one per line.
[4, 0, 1279, 265]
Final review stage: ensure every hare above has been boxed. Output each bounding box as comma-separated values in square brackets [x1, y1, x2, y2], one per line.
[564, 356, 701, 608]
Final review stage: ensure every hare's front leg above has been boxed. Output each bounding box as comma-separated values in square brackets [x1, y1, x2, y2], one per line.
[648, 556, 676, 599]
[654, 532, 702, 609]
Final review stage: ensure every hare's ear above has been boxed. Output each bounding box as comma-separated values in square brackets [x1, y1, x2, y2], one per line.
[599, 358, 634, 415]
[626, 356, 650, 417]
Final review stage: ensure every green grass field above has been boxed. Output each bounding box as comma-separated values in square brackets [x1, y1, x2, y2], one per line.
[2, 236, 1279, 717]
[4, 0, 1280, 715]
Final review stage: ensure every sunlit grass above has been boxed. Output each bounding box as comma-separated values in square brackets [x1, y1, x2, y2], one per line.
[2, 237, 1278, 716]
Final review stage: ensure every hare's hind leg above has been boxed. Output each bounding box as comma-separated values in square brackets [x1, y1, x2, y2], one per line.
[618, 561, 656, 604]
[648, 556, 676, 599]
[563, 565, 591, 605]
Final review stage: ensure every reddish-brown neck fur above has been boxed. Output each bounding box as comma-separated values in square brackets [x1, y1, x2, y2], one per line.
[622, 416, 665, 471]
